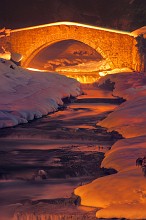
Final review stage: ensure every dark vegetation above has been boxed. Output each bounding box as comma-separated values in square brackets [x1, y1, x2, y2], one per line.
[1, 0, 146, 31]
[0, 148, 117, 180]
[98, 79, 115, 91]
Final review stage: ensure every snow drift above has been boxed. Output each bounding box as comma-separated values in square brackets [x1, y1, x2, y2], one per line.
[75, 71, 146, 219]
[0, 59, 81, 128]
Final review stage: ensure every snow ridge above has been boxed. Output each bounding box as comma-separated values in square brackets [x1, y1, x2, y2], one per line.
[0, 59, 81, 128]
[75, 71, 146, 219]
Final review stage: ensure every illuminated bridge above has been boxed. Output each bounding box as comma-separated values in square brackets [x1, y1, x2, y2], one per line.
[0, 22, 142, 71]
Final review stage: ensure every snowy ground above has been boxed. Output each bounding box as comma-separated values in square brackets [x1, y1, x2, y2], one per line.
[75, 71, 146, 219]
[0, 58, 81, 128]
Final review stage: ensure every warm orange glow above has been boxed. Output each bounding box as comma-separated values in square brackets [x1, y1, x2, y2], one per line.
[99, 71, 107, 77]
[26, 67, 134, 84]
[0, 52, 11, 60]
[26, 67, 101, 83]
[64, 73, 100, 84]
[8, 21, 139, 73]
[11, 21, 132, 36]
[99, 68, 133, 76]
[27, 67, 48, 72]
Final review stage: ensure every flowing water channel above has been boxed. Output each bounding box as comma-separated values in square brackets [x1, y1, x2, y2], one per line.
[0, 85, 123, 220]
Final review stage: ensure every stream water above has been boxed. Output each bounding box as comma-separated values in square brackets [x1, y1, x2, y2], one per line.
[0, 85, 123, 220]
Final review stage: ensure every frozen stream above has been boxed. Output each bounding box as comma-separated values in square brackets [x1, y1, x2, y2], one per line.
[0, 86, 123, 219]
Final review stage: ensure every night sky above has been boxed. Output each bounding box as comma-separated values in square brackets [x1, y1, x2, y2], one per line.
[1, 0, 146, 31]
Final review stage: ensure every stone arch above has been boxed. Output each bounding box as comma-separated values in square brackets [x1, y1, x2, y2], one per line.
[23, 38, 114, 69]
[5, 22, 139, 71]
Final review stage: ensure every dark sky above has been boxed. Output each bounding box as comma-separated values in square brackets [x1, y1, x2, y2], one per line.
[1, 0, 146, 31]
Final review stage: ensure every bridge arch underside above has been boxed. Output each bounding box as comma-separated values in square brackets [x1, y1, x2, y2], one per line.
[24, 39, 110, 71]
[23, 39, 112, 70]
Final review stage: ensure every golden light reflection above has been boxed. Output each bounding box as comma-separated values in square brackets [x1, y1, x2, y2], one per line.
[26, 67, 133, 84]
[26, 67, 101, 83]
[27, 67, 48, 72]
[11, 21, 132, 36]
[99, 71, 107, 77]
[65, 74, 100, 84]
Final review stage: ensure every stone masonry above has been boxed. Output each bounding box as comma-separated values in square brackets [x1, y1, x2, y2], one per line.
[0, 22, 142, 71]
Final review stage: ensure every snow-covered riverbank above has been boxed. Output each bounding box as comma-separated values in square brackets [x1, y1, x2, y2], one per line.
[0, 59, 82, 128]
[75, 71, 146, 219]
[1, 55, 146, 219]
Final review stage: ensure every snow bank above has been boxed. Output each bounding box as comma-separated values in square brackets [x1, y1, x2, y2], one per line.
[131, 26, 146, 38]
[98, 72, 146, 138]
[0, 59, 81, 128]
[75, 71, 146, 219]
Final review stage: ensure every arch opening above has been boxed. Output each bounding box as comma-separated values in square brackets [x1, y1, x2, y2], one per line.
[27, 40, 111, 83]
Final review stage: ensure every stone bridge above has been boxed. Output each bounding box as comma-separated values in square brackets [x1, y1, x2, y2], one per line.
[0, 22, 142, 71]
